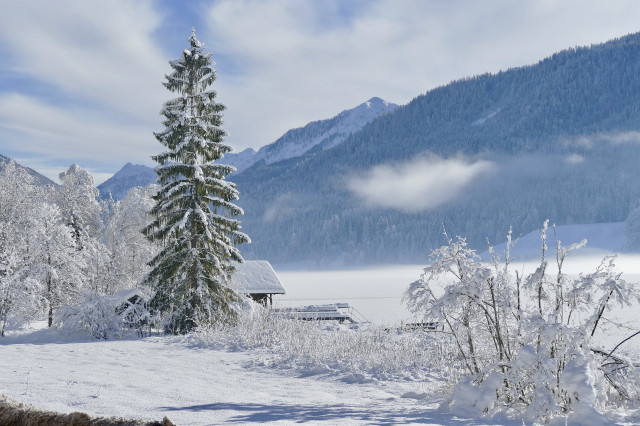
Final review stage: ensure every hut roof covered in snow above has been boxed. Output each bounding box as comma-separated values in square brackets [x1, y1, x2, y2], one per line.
[230, 260, 285, 295]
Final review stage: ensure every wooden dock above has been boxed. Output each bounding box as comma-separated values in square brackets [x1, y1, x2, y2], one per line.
[275, 303, 368, 324]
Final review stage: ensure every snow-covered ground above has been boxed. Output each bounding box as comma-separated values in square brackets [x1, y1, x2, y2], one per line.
[0, 321, 510, 426]
[2, 247, 640, 425]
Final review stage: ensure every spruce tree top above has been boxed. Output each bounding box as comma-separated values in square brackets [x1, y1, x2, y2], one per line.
[147, 28, 248, 258]
[153, 29, 231, 168]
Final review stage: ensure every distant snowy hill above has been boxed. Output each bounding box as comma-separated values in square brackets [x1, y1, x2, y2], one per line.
[0, 153, 57, 187]
[223, 147, 257, 174]
[482, 222, 629, 261]
[97, 163, 157, 200]
[222, 97, 398, 173]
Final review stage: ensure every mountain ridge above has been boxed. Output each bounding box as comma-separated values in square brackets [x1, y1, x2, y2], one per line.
[0, 154, 58, 187]
[232, 31, 640, 265]
[97, 162, 157, 200]
[96, 96, 398, 199]
[7, 32, 640, 267]
[222, 96, 398, 173]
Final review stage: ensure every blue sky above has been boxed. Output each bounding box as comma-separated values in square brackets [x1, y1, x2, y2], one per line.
[1, 0, 640, 184]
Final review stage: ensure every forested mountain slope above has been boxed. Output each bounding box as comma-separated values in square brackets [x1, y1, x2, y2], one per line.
[235, 32, 640, 265]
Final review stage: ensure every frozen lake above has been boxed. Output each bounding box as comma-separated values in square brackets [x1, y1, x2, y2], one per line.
[273, 254, 640, 351]
[275, 265, 424, 325]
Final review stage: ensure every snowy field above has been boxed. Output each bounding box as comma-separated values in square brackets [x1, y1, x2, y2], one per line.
[0, 327, 422, 425]
[1, 319, 501, 426]
[2, 248, 640, 424]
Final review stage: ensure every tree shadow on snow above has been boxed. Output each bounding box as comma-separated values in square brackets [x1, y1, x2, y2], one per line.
[158, 401, 515, 425]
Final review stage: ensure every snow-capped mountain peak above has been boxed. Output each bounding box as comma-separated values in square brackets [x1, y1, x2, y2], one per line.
[364, 96, 392, 109]
[97, 163, 157, 200]
[222, 97, 398, 174]
[96, 97, 399, 199]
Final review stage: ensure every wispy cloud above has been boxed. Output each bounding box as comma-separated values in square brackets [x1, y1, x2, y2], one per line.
[2, 0, 640, 183]
[347, 155, 494, 212]
[0, 0, 167, 117]
[204, 0, 640, 151]
[263, 193, 294, 223]
[0, 94, 155, 175]
[562, 131, 640, 148]
[564, 153, 585, 165]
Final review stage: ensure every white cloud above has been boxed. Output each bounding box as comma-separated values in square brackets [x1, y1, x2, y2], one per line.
[564, 153, 585, 165]
[204, 0, 640, 151]
[0, 0, 168, 118]
[0, 0, 171, 182]
[2, 0, 640, 182]
[0, 93, 156, 183]
[262, 193, 294, 223]
[562, 131, 640, 148]
[603, 131, 640, 145]
[347, 156, 494, 211]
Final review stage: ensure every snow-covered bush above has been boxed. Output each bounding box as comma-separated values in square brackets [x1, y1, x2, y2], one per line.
[54, 290, 150, 339]
[405, 222, 640, 424]
[0, 276, 43, 337]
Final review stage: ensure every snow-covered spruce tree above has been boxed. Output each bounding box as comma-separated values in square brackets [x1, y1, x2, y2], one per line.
[144, 30, 249, 334]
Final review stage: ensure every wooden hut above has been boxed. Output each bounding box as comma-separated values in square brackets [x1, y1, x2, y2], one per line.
[230, 260, 286, 306]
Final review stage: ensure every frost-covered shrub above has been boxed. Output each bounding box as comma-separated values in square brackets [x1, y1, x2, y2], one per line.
[405, 222, 640, 423]
[54, 290, 150, 339]
[0, 276, 43, 337]
[446, 327, 616, 424]
[193, 306, 461, 388]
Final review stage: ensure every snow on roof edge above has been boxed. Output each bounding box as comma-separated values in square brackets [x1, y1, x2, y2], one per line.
[230, 260, 286, 295]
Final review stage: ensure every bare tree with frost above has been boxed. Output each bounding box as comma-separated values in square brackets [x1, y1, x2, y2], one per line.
[0, 162, 84, 331]
[405, 221, 640, 424]
[58, 164, 102, 247]
[28, 202, 84, 327]
[0, 162, 45, 334]
[102, 185, 158, 294]
[144, 30, 249, 334]
[58, 164, 108, 294]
